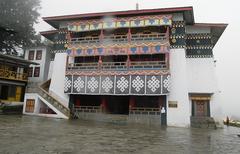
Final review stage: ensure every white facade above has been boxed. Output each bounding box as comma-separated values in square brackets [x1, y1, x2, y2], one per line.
[23, 93, 68, 119]
[168, 48, 191, 127]
[49, 53, 69, 108]
[24, 47, 51, 83]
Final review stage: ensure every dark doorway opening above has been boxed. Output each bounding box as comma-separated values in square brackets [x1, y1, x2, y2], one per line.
[106, 96, 129, 114]
[0, 85, 8, 100]
[73, 95, 101, 107]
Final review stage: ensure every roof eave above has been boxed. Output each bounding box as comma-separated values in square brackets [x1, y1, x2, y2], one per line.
[43, 6, 194, 29]
[194, 23, 228, 47]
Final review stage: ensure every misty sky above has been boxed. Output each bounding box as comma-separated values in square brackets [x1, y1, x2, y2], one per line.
[35, 0, 240, 118]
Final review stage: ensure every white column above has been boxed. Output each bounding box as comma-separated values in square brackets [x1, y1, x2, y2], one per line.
[167, 48, 191, 127]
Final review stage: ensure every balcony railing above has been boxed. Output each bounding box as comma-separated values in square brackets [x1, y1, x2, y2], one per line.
[74, 106, 101, 113]
[0, 69, 28, 81]
[70, 33, 168, 45]
[67, 61, 167, 71]
[129, 107, 161, 115]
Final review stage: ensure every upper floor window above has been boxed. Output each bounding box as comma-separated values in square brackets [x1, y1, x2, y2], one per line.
[28, 67, 33, 77]
[34, 67, 40, 77]
[36, 50, 42, 60]
[28, 50, 35, 60]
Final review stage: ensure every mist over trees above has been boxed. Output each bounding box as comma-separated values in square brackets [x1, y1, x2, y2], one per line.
[0, 0, 41, 55]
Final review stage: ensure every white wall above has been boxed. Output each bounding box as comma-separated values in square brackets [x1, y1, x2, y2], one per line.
[49, 53, 69, 108]
[186, 58, 224, 123]
[210, 92, 224, 123]
[48, 61, 54, 79]
[168, 48, 191, 127]
[23, 93, 68, 119]
[25, 47, 48, 83]
[23, 93, 38, 114]
[186, 58, 217, 93]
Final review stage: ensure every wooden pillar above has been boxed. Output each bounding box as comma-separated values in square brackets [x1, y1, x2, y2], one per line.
[158, 96, 163, 109]
[100, 29, 104, 43]
[127, 28, 132, 43]
[98, 56, 102, 70]
[165, 26, 170, 39]
[127, 55, 130, 69]
[101, 96, 107, 113]
[66, 56, 69, 70]
[76, 98, 81, 107]
[165, 52, 170, 69]
[129, 96, 135, 110]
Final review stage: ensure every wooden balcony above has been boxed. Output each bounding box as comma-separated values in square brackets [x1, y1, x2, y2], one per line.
[67, 60, 167, 71]
[129, 107, 161, 115]
[70, 33, 168, 45]
[0, 69, 28, 81]
[74, 106, 101, 113]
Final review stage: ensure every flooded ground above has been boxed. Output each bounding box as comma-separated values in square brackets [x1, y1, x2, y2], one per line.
[0, 115, 240, 154]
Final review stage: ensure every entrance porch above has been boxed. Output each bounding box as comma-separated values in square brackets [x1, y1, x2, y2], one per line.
[70, 95, 167, 125]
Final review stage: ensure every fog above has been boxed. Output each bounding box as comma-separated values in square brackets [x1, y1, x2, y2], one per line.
[35, 0, 240, 119]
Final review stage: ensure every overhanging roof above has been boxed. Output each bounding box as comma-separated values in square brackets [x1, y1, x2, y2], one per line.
[0, 53, 38, 67]
[40, 30, 58, 40]
[43, 6, 194, 29]
[194, 23, 228, 47]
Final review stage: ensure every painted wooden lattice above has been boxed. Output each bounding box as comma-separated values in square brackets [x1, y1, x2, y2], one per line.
[64, 74, 170, 95]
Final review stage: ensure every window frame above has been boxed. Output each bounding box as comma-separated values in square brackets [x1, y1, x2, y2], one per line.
[28, 50, 35, 60]
[36, 50, 42, 60]
[33, 67, 40, 77]
[28, 67, 33, 77]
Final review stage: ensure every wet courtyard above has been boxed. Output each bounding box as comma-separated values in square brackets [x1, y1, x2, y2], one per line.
[0, 115, 240, 154]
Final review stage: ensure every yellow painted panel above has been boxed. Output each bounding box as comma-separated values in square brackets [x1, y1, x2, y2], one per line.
[89, 23, 102, 30]
[15, 86, 22, 102]
[8, 97, 16, 101]
[68, 25, 77, 31]
[103, 21, 116, 29]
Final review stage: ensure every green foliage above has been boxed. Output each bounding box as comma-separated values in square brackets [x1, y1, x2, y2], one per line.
[0, 0, 41, 54]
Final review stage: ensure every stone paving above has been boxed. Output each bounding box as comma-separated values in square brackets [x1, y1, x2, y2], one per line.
[0, 115, 240, 154]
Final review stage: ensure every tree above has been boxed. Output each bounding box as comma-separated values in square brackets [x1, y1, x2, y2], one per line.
[0, 0, 41, 54]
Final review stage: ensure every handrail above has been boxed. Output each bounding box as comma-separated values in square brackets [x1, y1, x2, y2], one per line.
[69, 32, 168, 45]
[74, 105, 101, 113]
[68, 63, 99, 70]
[130, 61, 166, 66]
[129, 107, 161, 115]
[67, 60, 167, 70]
[38, 79, 70, 117]
[0, 69, 28, 81]
[130, 107, 161, 112]
[75, 106, 100, 110]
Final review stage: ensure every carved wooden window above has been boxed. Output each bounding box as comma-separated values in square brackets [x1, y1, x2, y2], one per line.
[36, 50, 42, 60]
[28, 67, 33, 77]
[34, 67, 40, 77]
[28, 50, 34, 60]
[25, 99, 35, 113]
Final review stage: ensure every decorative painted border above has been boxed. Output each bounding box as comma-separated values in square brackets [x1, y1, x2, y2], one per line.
[68, 15, 172, 32]
[64, 74, 170, 95]
[66, 70, 170, 76]
[67, 42, 170, 56]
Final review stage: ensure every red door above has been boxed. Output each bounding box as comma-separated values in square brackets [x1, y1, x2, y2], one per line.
[194, 100, 208, 117]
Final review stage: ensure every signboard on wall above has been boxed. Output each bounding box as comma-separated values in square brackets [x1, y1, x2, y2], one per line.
[168, 101, 178, 108]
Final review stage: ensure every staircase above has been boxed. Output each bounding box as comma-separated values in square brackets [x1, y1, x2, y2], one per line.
[38, 79, 70, 118]
[190, 116, 217, 129]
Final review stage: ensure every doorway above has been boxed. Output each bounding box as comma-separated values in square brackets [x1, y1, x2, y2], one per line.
[192, 100, 210, 117]
[106, 96, 129, 114]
